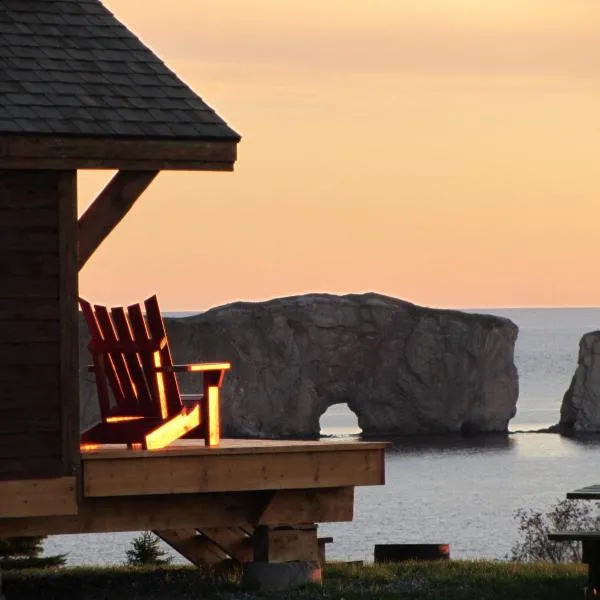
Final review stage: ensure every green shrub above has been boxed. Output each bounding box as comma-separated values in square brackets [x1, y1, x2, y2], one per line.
[508, 498, 600, 563]
[0, 536, 66, 570]
[125, 532, 172, 567]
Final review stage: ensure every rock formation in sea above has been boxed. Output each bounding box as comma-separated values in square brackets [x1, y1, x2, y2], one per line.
[79, 293, 519, 437]
[557, 331, 600, 434]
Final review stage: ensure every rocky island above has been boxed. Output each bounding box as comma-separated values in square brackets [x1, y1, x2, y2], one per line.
[80, 293, 519, 437]
[557, 330, 600, 434]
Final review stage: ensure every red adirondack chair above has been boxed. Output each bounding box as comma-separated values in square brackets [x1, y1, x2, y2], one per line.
[79, 295, 230, 449]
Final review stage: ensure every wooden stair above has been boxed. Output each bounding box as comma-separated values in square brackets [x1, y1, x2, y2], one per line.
[155, 526, 253, 567]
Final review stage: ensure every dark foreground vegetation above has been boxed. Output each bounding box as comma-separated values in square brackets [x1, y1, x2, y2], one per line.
[1, 561, 588, 600]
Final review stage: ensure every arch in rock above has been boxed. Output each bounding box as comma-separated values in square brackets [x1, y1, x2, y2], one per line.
[319, 402, 362, 436]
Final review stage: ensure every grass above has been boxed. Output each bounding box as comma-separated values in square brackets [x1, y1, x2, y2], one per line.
[1, 560, 588, 600]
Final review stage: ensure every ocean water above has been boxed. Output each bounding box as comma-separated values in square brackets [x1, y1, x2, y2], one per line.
[44, 307, 600, 565]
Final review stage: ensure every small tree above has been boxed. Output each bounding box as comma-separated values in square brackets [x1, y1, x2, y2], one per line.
[0, 536, 66, 569]
[125, 532, 172, 567]
[508, 499, 600, 563]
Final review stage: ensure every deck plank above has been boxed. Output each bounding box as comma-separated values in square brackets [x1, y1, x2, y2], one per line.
[81, 438, 389, 459]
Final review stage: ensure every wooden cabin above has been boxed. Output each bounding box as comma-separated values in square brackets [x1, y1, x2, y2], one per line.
[0, 0, 239, 489]
[0, 0, 386, 583]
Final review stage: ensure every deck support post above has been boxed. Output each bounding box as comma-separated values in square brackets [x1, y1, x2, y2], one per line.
[243, 524, 322, 591]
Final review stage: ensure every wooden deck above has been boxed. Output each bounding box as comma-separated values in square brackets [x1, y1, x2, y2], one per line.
[0, 439, 387, 536]
[82, 438, 386, 497]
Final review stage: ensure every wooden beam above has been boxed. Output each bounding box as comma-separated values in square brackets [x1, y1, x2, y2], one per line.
[156, 527, 253, 566]
[0, 492, 264, 537]
[0, 477, 77, 519]
[82, 448, 386, 497]
[0, 136, 238, 170]
[0, 159, 235, 171]
[0, 488, 353, 537]
[58, 171, 80, 481]
[78, 170, 158, 269]
[198, 527, 253, 562]
[258, 487, 354, 527]
[154, 529, 229, 566]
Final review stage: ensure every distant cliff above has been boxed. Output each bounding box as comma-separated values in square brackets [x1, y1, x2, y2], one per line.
[557, 331, 600, 434]
[80, 293, 519, 437]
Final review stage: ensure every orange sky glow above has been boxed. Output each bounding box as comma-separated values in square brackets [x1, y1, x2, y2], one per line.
[79, 0, 600, 310]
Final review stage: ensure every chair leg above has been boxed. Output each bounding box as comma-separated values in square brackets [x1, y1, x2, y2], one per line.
[203, 373, 222, 447]
[144, 405, 201, 450]
[582, 541, 600, 598]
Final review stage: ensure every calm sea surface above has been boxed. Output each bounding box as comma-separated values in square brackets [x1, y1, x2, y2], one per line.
[45, 307, 600, 565]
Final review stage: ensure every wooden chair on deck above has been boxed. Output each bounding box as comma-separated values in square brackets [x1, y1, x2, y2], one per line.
[79, 295, 230, 450]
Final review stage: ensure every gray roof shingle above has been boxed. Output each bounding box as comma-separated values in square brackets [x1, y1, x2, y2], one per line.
[0, 0, 240, 140]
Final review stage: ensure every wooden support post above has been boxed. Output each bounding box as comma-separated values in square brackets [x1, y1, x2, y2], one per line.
[78, 170, 159, 269]
[243, 524, 322, 591]
[58, 170, 80, 480]
[253, 525, 320, 563]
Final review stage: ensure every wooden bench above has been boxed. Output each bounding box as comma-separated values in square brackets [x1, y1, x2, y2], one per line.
[548, 531, 600, 597]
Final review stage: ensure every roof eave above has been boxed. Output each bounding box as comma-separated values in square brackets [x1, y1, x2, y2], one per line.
[0, 134, 240, 171]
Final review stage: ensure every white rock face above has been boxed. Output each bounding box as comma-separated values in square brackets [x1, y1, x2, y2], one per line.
[559, 331, 600, 433]
[79, 293, 519, 437]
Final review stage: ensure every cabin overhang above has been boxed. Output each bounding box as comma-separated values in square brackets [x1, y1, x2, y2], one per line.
[0, 135, 239, 171]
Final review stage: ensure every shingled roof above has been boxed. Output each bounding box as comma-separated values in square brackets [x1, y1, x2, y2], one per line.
[0, 0, 240, 141]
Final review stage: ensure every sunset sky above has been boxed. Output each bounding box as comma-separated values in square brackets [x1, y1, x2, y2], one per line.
[79, 0, 600, 310]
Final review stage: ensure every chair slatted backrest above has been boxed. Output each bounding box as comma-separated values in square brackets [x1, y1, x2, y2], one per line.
[142, 295, 182, 418]
[93, 304, 140, 415]
[79, 295, 183, 421]
[80, 297, 125, 417]
[110, 305, 154, 416]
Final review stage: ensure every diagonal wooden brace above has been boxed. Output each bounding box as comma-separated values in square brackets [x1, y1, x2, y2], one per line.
[78, 170, 159, 269]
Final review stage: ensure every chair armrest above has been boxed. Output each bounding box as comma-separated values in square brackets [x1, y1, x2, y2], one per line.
[159, 362, 231, 373]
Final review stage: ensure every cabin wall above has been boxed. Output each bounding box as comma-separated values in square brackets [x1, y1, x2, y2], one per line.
[0, 170, 78, 481]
